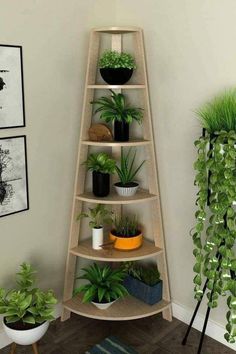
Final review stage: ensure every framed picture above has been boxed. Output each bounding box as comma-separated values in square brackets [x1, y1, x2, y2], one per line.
[0, 44, 25, 129]
[0, 135, 29, 217]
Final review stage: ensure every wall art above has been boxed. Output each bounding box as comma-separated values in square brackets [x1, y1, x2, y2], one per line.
[0, 135, 29, 217]
[0, 44, 25, 129]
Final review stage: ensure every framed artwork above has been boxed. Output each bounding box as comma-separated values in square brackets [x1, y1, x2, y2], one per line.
[0, 135, 29, 217]
[0, 44, 25, 129]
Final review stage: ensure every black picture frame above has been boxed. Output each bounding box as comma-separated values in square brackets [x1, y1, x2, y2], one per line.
[0, 135, 29, 217]
[0, 44, 25, 129]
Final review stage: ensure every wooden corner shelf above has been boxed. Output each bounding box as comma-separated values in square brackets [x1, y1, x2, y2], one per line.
[87, 84, 146, 89]
[63, 294, 171, 321]
[81, 139, 151, 147]
[93, 26, 141, 34]
[70, 238, 163, 262]
[75, 189, 157, 205]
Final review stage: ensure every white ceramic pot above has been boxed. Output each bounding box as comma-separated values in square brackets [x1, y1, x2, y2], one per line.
[3, 319, 49, 345]
[114, 183, 139, 197]
[92, 227, 103, 250]
[91, 299, 116, 310]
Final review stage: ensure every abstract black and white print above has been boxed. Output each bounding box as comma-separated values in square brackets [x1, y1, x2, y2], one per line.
[0, 45, 25, 129]
[0, 136, 29, 217]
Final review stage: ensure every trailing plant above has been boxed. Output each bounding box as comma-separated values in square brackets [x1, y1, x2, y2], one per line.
[77, 204, 113, 228]
[116, 148, 145, 186]
[74, 263, 128, 303]
[122, 262, 161, 286]
[113, 214, 139, 237]
[193, 92, 236, 343]
[84, 152, 116, 174]
[91, 90, 142, 125]
[0, 263, 57, 326]
[99, 51, 136, 70]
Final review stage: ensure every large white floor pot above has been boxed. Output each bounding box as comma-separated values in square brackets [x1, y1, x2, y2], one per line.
[3, 319, 49, 345]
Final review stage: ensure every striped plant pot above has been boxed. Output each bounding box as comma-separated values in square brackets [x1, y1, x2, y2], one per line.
[114, 182, 139, 197]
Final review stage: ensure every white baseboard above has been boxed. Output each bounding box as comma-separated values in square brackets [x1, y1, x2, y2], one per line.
[172, 301, 236, 351]
[0, 303, 62, 349]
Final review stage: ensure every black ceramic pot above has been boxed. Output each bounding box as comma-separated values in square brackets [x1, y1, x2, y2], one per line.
[92, 171, 110, 197]
[114, 120, 129, 142]
[100, 68, 133, 85]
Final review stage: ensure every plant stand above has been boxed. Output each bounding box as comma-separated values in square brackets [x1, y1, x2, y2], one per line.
[10, 342, 39, 354]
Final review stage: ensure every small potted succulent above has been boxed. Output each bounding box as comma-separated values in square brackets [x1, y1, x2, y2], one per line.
[91, 90, 142, 142]
[122, 261, 163, 305]
[84, 152, 116, 197]
[109, 214, 143, 251]
[74, 263, 128, 310]
[77, 204, 113, 250]
[115, 148, 145, 197]
[99, 50, 136, 85]
[0, 263, 57, 346]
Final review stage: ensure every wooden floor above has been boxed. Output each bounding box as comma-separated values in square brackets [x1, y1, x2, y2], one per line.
[1, 314, 235, 354]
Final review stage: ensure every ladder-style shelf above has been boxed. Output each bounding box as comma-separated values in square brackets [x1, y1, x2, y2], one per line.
[61, 26, 172, 323]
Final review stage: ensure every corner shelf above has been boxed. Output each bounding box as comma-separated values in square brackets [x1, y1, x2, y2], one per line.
[70, 238, 163, 262]
[63, 294, 171, 321]
[75, 189, 157, 205]
[82, 139, 151, 147]
[87, 84, 146, 89]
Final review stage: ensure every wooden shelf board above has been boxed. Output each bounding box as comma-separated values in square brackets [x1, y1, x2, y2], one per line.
[82, 139, 151, 147]
[87, 85, 146, 89]
[75, 189, 157, 205]
[63, 294, 171, 321]
[93, 27, 141, 34]
[70, 238, 162, 261]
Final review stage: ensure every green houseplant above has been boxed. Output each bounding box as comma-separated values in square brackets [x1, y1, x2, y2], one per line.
[77, 204, 113, 250]
[122, 261, 162, 305]
[0, 263, 57, 345]
[99, 50, 136, 85]
[74, 263, 128, 310]
[109, 214, 143, 251]
[84, 152, 116, 197]
[91, 90, 142, 142]
[115, 148, 145, 196]
[192, 89, 236, 343]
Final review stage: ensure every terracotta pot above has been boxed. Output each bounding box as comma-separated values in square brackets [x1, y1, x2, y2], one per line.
[109, 230, 143, 250]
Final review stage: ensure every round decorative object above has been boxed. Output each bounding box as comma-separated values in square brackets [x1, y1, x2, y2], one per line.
[114, 182, 139, 197]
[100, 68, 133, 85]
[88, 124, 113, 142]
[109, 231, 143, 251]
[3, 319, 49, 345]
[91, 299, 117, 310]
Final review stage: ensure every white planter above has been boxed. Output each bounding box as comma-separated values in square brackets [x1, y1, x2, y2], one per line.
[3, 319, 49, 345]
[114, 183, 139, 197]
[91, 299, 116, 310]
[92, 227, 103, 250]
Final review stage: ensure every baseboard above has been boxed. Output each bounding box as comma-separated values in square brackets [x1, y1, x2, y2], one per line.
[172, 301, 236, 351]
[0, 303, 62, 349]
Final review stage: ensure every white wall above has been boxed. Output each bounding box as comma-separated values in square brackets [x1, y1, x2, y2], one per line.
[1, 0, 236, 349]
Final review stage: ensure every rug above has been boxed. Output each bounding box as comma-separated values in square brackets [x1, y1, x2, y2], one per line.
[85, 335, 138, 354]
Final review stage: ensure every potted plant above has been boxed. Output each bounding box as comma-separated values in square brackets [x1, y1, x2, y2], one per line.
[115, 148, 145, 197]
[122, 262, 162, 305]
[77, 204, 113, 250]
[0, 263, 57, 346]
[109, 214, 143, 250]
[192, 89, 236, 343]
[98, 50, 136, 85]
[91, 90, 142, 142]
[74, 263, 128, 310]
[84, 152, 116, 197]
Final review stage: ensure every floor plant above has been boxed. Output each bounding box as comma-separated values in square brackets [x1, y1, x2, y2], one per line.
[192, 89, 236, 343]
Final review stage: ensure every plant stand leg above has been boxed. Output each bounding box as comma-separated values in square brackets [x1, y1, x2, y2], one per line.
[197, 305, 211, 354]
[10, 343, 17, 354]
[182, 279, 208, 345]
[32, 343, 39, 354]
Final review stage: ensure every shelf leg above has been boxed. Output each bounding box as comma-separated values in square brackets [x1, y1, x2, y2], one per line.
[10, 343, 16, 354]
[61, 308, 71, 321]
[32, 342, 39, 354]
[162, 307, 172, 322]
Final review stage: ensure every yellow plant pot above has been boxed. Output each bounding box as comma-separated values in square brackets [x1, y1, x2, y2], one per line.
[109, 231, 143, 251]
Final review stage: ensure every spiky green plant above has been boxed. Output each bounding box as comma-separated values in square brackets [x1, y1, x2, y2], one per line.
[99, 51, 136, 69]
[83, 152, 116, 174]
[115, 148, 145, 186]
[113, 215, 139, 237]
[74, 263, 128, 303]
[77, 204, 113, 228]
[196, 89, 236, 133]
[91, 90, 142, 125]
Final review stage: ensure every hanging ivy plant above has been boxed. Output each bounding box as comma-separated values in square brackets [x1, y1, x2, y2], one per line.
[192, 89, 236, 343]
